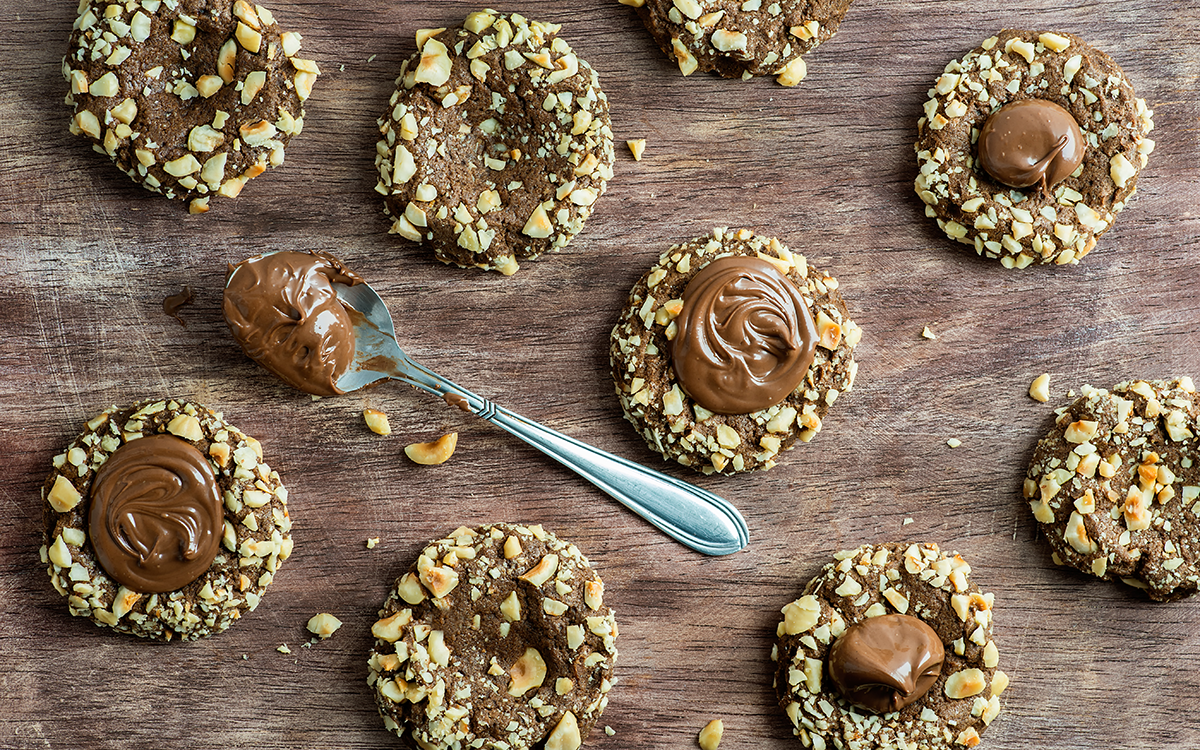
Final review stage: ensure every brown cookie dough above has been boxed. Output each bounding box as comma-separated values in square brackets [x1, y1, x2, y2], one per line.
[40, 398, 293, 640]
[915, 30, 1154, 268]
[773, 543, 1008, 750]
[1024, 377, 1200, 601]
[609, 228, 861, 475]
[64, 0, 320, 214]
[375, 11, 614, 276]
[367, 523, 618, 750]
[624, 0, 853, 85]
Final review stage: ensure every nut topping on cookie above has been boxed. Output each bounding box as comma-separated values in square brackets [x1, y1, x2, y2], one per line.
[827, 613, 945, 714]
[978, 99, 1085, 195]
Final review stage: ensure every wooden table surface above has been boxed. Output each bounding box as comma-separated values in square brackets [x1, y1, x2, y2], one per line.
[3, 0, 1199, 748]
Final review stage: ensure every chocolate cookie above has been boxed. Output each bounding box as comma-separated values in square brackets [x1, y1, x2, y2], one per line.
[1024, 378, 1200, 601]
[375, 11, 614, 275]
[40, 398, 293, 640]
[64, 0, 320, 214]
[609, 228, 861, 475]
[367, 523, 618, 750]
[915, 30, 1154, 267]
[773, 543, 1008, 750]
[624, 0, 854, 85]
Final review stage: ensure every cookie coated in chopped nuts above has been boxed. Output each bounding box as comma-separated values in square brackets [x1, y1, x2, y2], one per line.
[1025, 378, 1200, 601]
[63, 0, 320, 214]
[773, 543, 1007, 750]
[40, 398, 293, 640]
[609, 227, 861, 475]
[624, 0, 853, 85]
[375, 10, 614, 276]
[367, 523, 617, 750]
[915, 30, 1154, 268]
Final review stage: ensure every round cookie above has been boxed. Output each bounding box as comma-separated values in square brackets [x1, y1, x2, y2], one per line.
[375, 11, 614, 276]
[626, 0, 854, 85]
[773, 542, 1008, 750]
[609, 227, 861, 475]
[915, 30, 1155, 268]
[63, 0, 321, 214]
[1024, 377, 1200, 601]
[41, 398, 293, 640]
[367, 523, 618, 750]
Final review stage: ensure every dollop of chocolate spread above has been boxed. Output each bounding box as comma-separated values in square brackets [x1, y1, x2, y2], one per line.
[223, 251, 363, 397]
[162, 285, 194, 327]
[88, 434, 223, 593]
[828, 613, 946, 714]
[977, 98, 1085, 196]
[669, 256, 816, 414]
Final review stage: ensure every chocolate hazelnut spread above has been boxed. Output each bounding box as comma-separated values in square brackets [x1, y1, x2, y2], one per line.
[827, 613, 945, 714]
[978, 98, 1085, 195]
[223, 251, 363, 397]
[162, 285, 194, 327]
[88, 434, 223, 593]
[669, 256, 816, 414]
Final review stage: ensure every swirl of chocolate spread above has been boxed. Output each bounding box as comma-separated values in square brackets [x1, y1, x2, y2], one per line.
[88, 434, 224, 593]
[223, 251, 363, 397]
[828, 613, 946, 714]
[669, 256, 816, 414]
[977, 98, 1085, 196]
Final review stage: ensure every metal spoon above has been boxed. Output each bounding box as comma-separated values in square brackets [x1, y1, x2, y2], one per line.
[333, 279, 749, 556]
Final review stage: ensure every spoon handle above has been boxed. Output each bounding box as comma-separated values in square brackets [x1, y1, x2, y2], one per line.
[397, 361, 749, 556]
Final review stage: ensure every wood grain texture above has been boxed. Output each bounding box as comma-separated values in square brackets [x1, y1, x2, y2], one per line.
[3, 0, 1200, 748]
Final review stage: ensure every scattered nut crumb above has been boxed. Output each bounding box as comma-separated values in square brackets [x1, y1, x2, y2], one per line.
[946, 438, 962, 448]
[604, 727, 615, 737]
[311, 395, 321, 401]
[1029, 373, 1051, 403]
[306, 613, 343, 639]
[626, 138, 646, 161]
[1068, 389, 1076, 397]
[363, 408, 392, 435]
[277, 644, 292, 654]
[699, 719, 724, 750]
[903, 517, 914, 525]
[367, 53, 377, 63]
[921, 326, 937, 340]
[241, 654, 248, 660]
[366, 536, 381, 549]
[405, 432, 458, 465]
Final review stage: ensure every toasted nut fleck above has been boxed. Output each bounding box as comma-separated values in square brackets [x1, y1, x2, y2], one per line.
[372, 609, 412, 642]
[921, 325, 937, 340]
[775, 55, 807, 87]
[48, 475, 83, 512]
[947, 437, 962, 448]
[419, 563, 459, 598]
[306, 612, 342, 639]
[503, 534, 523, 559]
[781, 595, 821, 634]
[366, 536, 380, 549]
[545, 711, 582, 750]
[1029, 373, 1051, 402]
[414, 37, 452, 86]
[217, 39, 237, 82]
[235, 21, 262, 53]
[404, 432, 457, 465]
[698, 719, 724, 750]
[363, 408, 392, 435]
[944, 668, 987, 699]
[520, 554, 559, 587]
[508, 647, 547, 696]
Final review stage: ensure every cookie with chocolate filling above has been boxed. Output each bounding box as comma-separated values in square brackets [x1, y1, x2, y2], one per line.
[915, 30, 1154, 267]
[609, 227, 861, 475]
[63, 0, 320, 214]
[375, 10, 614, 276]
[40, 398, 293, 640]
[626, 0, 853, 85]
[1024, 377, 1200, 601]
[367, 523, 618, 750]
[773, 542, 1008, 750]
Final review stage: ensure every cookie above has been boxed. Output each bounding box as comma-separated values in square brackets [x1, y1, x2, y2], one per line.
[625, 0, 854, 85]
[1024, 377, 1200, 601]
[367, 523, 617, 750]
[773, 542, 1008, 750]
[375, 11, 614, 276]
[40, 398, 293, 640]
[609, 227, 861, 475]
[915, 30, 1154, 268]
[63, 0, 321, 214]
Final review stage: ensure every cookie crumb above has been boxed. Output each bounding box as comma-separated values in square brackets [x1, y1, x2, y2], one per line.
[605, 726, 616, 736]
[903, 517, 914, 525]
[921, 326, 937, 340]
[366, 537, 381, 549]
[277, 644, 292, 654]
[947, 437, 962, 448]
[627, 138, 646, 161]
[405, 432, 458, 465]
[306, 613, 343, 639]
[1029, 373, 1051, 402]
[698, 719, 724, 750]
[363, 408, 392, 435]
